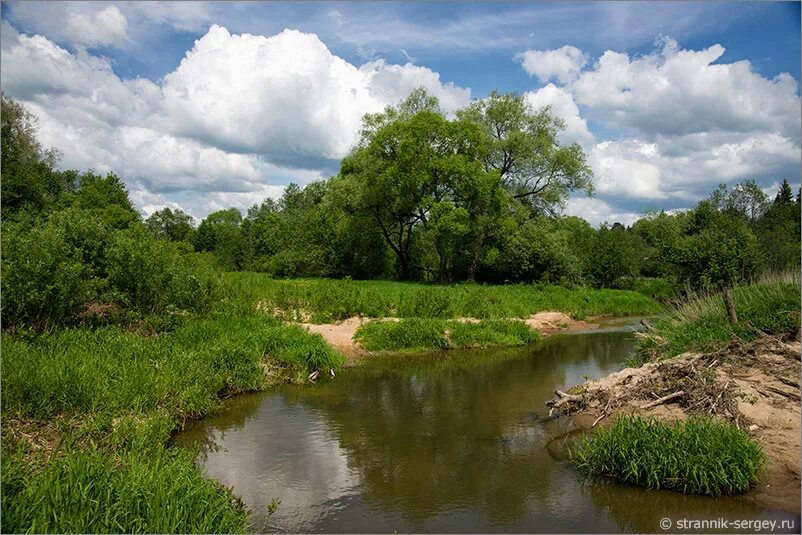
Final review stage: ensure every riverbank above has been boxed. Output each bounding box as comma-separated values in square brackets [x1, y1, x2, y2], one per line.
[547, 276, 801, 513]
[553, 335, 800, 513]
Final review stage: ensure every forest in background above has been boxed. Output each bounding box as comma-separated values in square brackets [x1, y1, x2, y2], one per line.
[1, 89, 800, 331]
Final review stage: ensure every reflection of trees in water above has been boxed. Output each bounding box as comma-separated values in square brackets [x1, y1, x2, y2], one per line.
[276, 332, 638, 524]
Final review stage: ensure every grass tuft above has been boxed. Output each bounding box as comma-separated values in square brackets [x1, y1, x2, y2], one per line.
[571, 415, 765, 496]
[354, 318, 540, 351]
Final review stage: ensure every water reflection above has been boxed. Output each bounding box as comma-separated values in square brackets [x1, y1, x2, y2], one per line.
[175, 330, 798, 533]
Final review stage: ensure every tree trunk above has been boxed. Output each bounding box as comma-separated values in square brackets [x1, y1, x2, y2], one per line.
[466, 229, 485, 283]
[723, 286, 738, 324]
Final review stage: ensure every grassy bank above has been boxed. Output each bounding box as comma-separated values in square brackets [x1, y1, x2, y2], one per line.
[636, 272, 800, 363]
[572, 415, 765, 496]
[1, 316, 344, 533]
[220, 273, 664, 323]
[354, 318, 540, 351]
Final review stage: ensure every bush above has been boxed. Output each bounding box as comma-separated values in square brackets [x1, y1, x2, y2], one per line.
[1, 218, 102, 329]
[571, 415, 765, 496]
[1, 209, 220, 329]
[106, 226, 217, 314]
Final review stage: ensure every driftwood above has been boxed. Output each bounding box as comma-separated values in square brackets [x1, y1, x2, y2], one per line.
[640, 390, 684, 409]
[764, 384, 801, 402]
[545, 390, 583, 416]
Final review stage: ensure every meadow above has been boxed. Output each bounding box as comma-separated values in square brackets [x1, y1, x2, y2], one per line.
[220, 273, 664, 323]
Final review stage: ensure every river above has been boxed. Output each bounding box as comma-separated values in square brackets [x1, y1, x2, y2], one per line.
[174, 323, 799, 533]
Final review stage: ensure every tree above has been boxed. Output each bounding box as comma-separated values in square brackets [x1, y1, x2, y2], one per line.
[671, 201, 760, 323]
[586, 223, 639, 288]
[456, 91, 593, 280]
[339, 91, 490, 280]
[774, 179, 794, 206]
[1, 95, 68, 219]
[145, 207, 196, 243]
[194, 208, 244, 271]
[709, 180, 768, 222]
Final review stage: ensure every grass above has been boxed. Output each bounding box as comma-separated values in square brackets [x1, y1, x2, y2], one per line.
[571, 415, 765, 496]
[636, 271, 801, 363]
[220, 273, 663, 323]
[1, 315, 344, 533]
[354, 318, 540, 351]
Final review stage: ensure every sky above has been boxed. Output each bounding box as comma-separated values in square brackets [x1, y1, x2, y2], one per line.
[1, 1, 800, 225]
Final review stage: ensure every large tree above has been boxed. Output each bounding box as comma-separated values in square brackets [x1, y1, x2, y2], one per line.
[145, 207, 196, 243]
[456, 91, 593, 280]
[339, 92, 490, 280]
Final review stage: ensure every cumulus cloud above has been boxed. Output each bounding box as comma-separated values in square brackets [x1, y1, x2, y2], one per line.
[160, 26, 470, 169]
[515, 45, 587, 84]
[516, 37, 800, 225]
[524, 83, 594, 147]
[64, 5, 128, 48]
[564, 197, 641, 227]
[1, 23, 471, 217]
[572, 37, 800, 140]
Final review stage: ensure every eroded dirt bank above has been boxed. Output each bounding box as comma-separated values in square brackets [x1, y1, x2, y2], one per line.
[301, 311, 599, 365]
[547, 336, 801, 514]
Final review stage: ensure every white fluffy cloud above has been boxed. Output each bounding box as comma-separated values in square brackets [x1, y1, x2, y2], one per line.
[572, 37, 800, 140]
[160, 26, 470, 168]
[515, 45, 587, 84]
[524, 83, 594, 147]
[0, 23, 471, 217]
[519, 38, 801, 224]
[64, 5, 128, 48]
[564, 197, 641, 227]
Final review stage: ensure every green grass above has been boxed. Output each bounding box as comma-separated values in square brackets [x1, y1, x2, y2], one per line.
[219, 273, 663, 323]
[2, 448, 248, 533]
[637, 272, 800, 362]
[354, 318, 540, 351]
[1, 315, 344, 533]
[571, 415, 765, 496]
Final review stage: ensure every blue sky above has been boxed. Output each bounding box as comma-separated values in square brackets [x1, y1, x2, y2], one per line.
[1, 1, 800, 223]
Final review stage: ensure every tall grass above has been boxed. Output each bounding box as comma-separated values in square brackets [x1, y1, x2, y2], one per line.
[354, 318, 540, 351]
[2, 448, 248, 533]
[571, 415, 765, 496]
[219, 273, 663, 323]
[1, 316, 344, 533]
[637, 271, 800, 361]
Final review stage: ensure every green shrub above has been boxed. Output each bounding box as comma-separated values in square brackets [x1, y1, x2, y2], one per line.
[355, 318, 449, 351]
[447, 320, 540, 348]
[1, 217, 102, 329]
[571, 415, 765, 496]
[106, 226, 218, 314]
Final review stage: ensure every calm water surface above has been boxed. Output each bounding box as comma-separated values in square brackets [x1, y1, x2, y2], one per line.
[175, 325, 799, 533]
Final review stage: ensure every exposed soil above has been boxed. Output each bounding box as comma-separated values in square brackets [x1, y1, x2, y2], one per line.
[547, 335, 801, 514]
[301, 311, 600, 366]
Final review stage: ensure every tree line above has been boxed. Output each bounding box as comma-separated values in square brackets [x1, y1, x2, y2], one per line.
[2, 91, 799, 329]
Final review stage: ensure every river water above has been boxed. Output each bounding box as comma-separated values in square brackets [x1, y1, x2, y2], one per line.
[174, 324, 799, 533]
